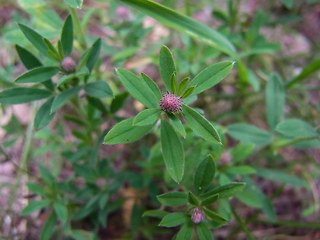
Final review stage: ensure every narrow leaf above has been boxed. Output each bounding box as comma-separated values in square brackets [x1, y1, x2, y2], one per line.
[168, 113, 186, 137]
[161, 120, 185, 183]
[64, 0, 83, 8]
[226, 166, 256, 175]
[84, 81, 113, 98]
[182, 104, 221, 143]
[21, 200, 51, 215]
[181, 86, 195, 99]
[157, 192, 188, 206]
[86, 38, 101, 72]
[160, 45, 176, 91]
[51, 87, 81, 112]
[194, 155, 216, 194]
[34, 97, 56, 129]
[141, 73, 162, 100]
[117, 68, 159, 108]
[266, 74, 285, 130]
[104, 117, 154, 144]
[190, 61, 234, 96]
[133, 108, 161, 126]
[0, 88, 51, 104]
[15, 66, 59, 83]
[201, 182, 246, 199]
[143, 210, 168, 218]
[178, 77, 190, 96]
[15, 44, 42, 69]
[54, 202, 68, 222]
[176, 223, 193, 240]
[197, 222, 213, 240]
[170, 73, 177, 94]
[61, 15, 73, 56]
[201, 194, 219, 206]
[119, 0, 236, 56]
[18, 23, 49, 57]
[40, 212, 57, 240]
[227, 123, 272, 146]
[276, 119, 318, 138]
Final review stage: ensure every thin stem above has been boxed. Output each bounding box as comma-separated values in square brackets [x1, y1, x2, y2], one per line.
[255, 219, 320, 229]
[70, 7, 87, 50]
[231, 205, 256, 240]
[1, 107, 34, 230]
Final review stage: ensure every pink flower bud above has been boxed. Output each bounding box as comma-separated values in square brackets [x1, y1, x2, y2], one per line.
[116, 6, 130, 18]
[61, 56, 76, 73]
[159, 92, 183, 113]
[191, 208, 205, 224]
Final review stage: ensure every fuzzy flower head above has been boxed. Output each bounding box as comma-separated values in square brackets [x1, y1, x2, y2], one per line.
[159, 92, 183, 113]
[191, 208, 205, 224]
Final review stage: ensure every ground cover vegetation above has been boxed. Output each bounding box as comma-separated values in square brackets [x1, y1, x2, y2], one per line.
[0, 0, 319, 239]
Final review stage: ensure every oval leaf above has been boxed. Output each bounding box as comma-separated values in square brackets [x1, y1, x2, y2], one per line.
[141, 73, 162, 100]
[51, 86, 82, 112]
[190, 61, 234, 96]
[84, 81, 113, 98]
[159, 213, 188, 227]
[194, 155, 216, 193]
[157, 191, 188, 206]
[160, 45, 176, 91]
[161, 120, 185, 183]
[117, 68, 159, 108]
[133, 108, 161, 126]
[182, 104, 221, 143]
[276, 119, 318, 138]
[196, 222, 213, 240]
[104, 117, 154, 144]
[21, 199, 51, 215]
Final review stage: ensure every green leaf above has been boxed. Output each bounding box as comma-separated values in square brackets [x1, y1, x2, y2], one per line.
[203, 207, 228, 225]
[15, 66, 60, 83]
[86, 38, 101, 72]
[133, 108, 161, 126]
[18, 23, 49, 57]
[141, 73, 162, 100]
[26, 182, 46, 196]
[236, 189, 262, 208]
[21, 199, 51, 215]
[176, 223, 193, 240]
[84, 81, 113, 98]
[190, 61, 234, 96]
[117, 68, 159, 108]
[160, 45, 176, 92]
[194, 155, 216, 194]
[43, 38, 60, 61]
[182, 104, 221, 143]
[276, 119, 318, 138]
[178, 77, 190, 96]
[160, 120, 185, 183]
[34, 97, 56, 129]
[226, 165, 256, 175]
[201, 182, 246, 199]
[104, 117, 154, 144]
[231, 143, 255, 163]
[201, 194, 219, 206]
[87, 96, 108, 113]
[40, 211, 57, 240]
[143, 210, 168, 218]
[68, 230, 94, 240]
[15, 44, 42, 69]
[281, 0, 294, 9]
[227, 123, 272, 146]
[286, 59, 320, 88]
[157, 191, 188, 206]
[119, 0, 236, 56]
[51, 87, 81, 112]
[0, 88, 51, 104]
[181, 86, 195, 99]
[168, 113, 186, 137]
[188, 191, 200, 206]
[255, 168, 308, 188]
[159, 213, 188, 227]
[170, 73, 177, 94]
[38, 163, 55, 185]
[61, 15, 73, 56]
[54, 202, 68, 222]
[64, 0, 83, 8]
[110, 91, 129, 113]
[197, 222, 213, 240]
[266, 74, 285, 130]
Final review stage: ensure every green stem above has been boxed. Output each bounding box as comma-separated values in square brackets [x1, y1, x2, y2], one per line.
[231, 205, 255, 240]
[255, 219, 320, 229]
[185, 0, 191, 16]
[1, 108, 34, 229]
[274, 136, 319, 149]
[70, 7, 87, 50]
